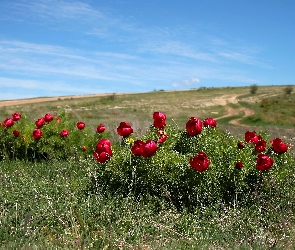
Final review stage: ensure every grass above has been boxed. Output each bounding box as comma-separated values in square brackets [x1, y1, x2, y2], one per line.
[1, 85, 295, 249]
[2, 158, 295, 249]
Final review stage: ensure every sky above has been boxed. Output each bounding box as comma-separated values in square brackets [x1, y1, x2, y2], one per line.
[0, 0, 294, 100]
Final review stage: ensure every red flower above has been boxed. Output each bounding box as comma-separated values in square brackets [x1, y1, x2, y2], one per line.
[96, 138, 111, 148]
[3, 118, 14, 128]
[93, 151, 111, 163]
[141, 140, 158, 158]
[157, 130, 168, 143]
[237, 141, 245, 149]
[117, 122, 133, 137]
[203, 117, 217, 127]
[77, 121, 86, 130]
[153, 112, 166, 129]
[35, 118, 45, 128]
[255, 140, 266, 153]
[60, 129, 69, 137]
[44, 113, 54, 122]
[245, 131, 261, 144]
[82, 146, 87, 151]
[270, 138, 288, 154]
[235, 161, 243, 170]
[12, 112, 21, 121]
[32, 128, 42, 139]
[186, 117, 202, 136]
[158, 134, 168, 143]
[189, 152, 210, 172]
[13, 130, 20, 137]
[131, 140, 145, 156]
[96, 124, 106, 133]
[95, 139, 113, 157]
[94, 138, 113, 163]
[256, 154, 274, 171]
[56, 117, 61, 123]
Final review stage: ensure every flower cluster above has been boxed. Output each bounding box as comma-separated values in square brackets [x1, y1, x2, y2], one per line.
[236, 131, 289, 171]
[1, 113, 20, 126]
[0, 111, 291, 173]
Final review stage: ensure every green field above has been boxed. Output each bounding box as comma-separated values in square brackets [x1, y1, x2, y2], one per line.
[1, 85, 295, 249]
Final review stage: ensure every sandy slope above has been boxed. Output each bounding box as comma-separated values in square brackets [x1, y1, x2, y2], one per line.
[0, 93, 111, 107]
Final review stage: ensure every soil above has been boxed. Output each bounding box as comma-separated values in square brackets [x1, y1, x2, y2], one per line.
[0, 93, 110, 107]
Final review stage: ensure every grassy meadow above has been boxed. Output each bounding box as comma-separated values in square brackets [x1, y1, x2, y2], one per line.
[1, 85, 295, 249]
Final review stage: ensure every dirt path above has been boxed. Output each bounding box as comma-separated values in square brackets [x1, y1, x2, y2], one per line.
[213, 94, 255, 127]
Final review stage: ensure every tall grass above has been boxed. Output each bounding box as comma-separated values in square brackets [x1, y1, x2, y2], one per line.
[1, 157, 295, 249]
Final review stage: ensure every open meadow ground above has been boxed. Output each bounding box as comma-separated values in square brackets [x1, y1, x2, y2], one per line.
[1, 85, 295, 249]
[1, 85, 294, 138]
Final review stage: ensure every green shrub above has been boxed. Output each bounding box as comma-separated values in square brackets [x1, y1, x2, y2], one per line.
[1, 110, 294, 212]
[90, 122, 295, 211]
[250, 84, 258, 94]
[284, 85, 293, 95]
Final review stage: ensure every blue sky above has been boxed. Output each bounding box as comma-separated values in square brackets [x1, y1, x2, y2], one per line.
[0, 0, 294, 100]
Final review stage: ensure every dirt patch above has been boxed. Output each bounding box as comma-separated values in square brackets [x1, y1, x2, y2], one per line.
[0, 94, 114, 107]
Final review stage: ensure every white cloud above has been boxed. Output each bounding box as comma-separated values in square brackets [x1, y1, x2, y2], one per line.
[172, 77, 200, 87]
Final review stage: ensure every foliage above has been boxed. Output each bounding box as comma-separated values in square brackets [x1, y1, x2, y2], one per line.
[284, 85, 293, 94]
[250, 84, 258, 94]
[0, 109, 108, 161]
[1, 110, 294, 212]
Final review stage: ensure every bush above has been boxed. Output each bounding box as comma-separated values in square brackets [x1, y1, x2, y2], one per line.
[1, 110, 294, 211]
[284, 85, 293, 95]
[91, 122, 294, 211]
[250, 84, 258, 94]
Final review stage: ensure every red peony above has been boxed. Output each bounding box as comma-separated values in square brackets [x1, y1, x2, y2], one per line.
[82, 146, 87, 151]
[203, 117, 217, 127]
[60, 129, 69, 137]
[270, 138, 288, 154]
[237, 141, 245, 149]
[117, 122, 133, 137]
[255, 140, 266, 153]
[3, 118, 14, 127]
[32, 128, 42, 139]
[256, 154, 274, 171]
[12, 112, 21, 121]
[44, 113, 54, 122]
[35, 118, 45, 128]
[95, 139, 113, 157]
[96, 138, 111, 148]
[77, 121, 86, 130]
[153, 112, 166, 129]
[158, 133, 168, 143]
[157, 130, 168, 143]
[186, 117, 202, 136]
[189, 152, 210, 172]
[141, 140, 158, 158]
[96, 124, 106, 133]
[245, 131, 261, 144]
[131, 140, 145, 156]
[93, 151, 111, 163]
[13, 130, 20, 137]
[94, 138, 113, 163]
[235, 161, 243, 170]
